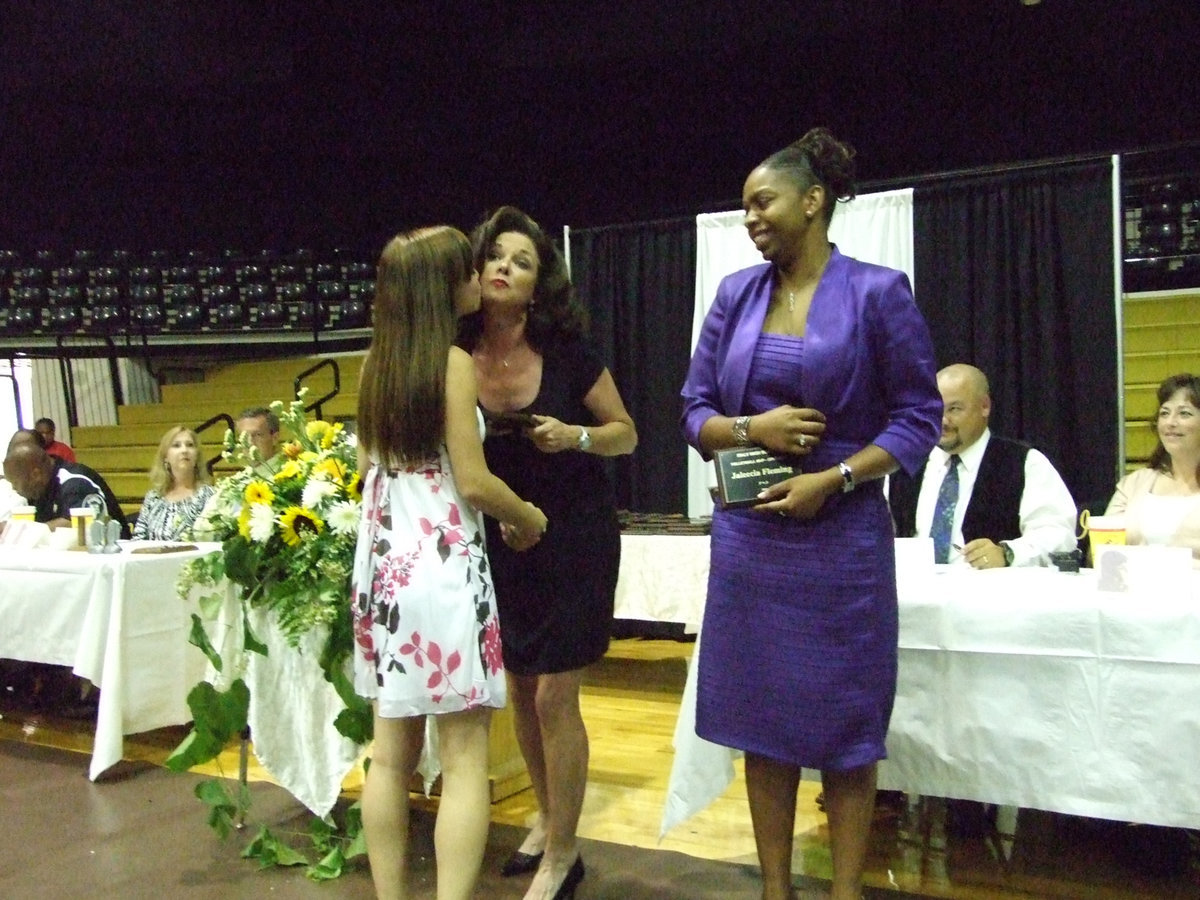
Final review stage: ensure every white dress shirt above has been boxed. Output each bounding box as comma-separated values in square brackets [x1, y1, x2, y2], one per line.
[914, 429, 1078, 566]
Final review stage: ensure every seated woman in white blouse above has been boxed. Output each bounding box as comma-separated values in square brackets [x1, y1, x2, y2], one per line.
[132, 426, 216, 541]
[1106, 373, 1200, 558]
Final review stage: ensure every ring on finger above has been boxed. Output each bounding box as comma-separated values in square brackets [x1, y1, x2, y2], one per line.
[799, 434, 808, 448]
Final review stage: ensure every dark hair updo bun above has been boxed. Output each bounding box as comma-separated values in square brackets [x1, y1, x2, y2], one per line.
[761, 127, 858, 223]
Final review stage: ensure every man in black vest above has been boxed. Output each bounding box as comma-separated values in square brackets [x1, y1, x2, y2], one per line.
[889, 363, 1076, 568]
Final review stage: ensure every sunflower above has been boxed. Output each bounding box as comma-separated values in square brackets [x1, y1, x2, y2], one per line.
[345, 471, 362, 502]
[279, 506, 325, 547]
[243, 480, 275, 505]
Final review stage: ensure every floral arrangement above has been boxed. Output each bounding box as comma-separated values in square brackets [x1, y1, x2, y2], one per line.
[170, 392, 372, 879]
[183, 393, 363, 645]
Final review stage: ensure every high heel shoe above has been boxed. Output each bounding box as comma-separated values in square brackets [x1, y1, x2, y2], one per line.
[550, 855, 585, 900]
[500, 848, 544, 877]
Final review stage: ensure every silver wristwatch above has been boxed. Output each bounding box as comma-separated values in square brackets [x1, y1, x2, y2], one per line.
[578, 426, 592, 452]
[732, 415, 751, 445]
[837, 461, 856, 493]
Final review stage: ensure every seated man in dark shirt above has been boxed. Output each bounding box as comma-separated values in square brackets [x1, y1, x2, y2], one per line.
[2, 443, 129, 537]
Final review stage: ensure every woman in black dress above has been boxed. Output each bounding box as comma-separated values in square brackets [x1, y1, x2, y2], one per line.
[459, 206, 637, 900]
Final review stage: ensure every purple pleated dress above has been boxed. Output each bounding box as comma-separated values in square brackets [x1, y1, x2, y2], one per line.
[695, 332, 900, 771]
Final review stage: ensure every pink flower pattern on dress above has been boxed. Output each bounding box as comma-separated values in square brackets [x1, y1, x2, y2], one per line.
[351, 454, 503, 709]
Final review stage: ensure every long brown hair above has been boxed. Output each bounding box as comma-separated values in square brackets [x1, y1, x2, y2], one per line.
[357, 227, 475, 463]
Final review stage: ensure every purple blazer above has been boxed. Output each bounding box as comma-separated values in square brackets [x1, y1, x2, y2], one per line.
[681, 246, 941, 477]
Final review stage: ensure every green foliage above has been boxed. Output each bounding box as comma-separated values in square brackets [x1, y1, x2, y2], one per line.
[170, 392, 373, 880]
[165, 679, 249, 772]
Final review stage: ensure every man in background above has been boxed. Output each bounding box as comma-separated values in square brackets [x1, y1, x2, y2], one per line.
[236, 406, 281, 473]
[3, 441, 128, 537]
[34, 417, 77, 464]
[889, 363, 1077, 568]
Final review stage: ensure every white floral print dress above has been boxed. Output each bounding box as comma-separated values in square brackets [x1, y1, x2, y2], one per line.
[350, 421, 505, 718]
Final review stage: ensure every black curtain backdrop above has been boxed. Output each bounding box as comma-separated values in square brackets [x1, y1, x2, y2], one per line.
[569, 218, 697, 513]
[912, 158, 1118, 510]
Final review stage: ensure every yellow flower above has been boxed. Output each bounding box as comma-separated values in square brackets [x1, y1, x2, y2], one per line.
[345, 471, 362, 502]
[313, 457, 347, 483]
[282, 441, 303, 460]
[274, 460, 304, 482]
[243, 480, 275, 505]
[279, 506, 324, 547]
[306, 420, 332, 445]
[237, 506, 253, 539]
[299, 450, 318, 464]
[321, 422, 344, 450]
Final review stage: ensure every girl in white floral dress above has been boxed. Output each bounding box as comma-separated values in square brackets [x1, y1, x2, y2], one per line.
[352, 226, 547, 900]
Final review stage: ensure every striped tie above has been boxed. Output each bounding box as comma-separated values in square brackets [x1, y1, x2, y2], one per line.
[931, 455, 961, 564]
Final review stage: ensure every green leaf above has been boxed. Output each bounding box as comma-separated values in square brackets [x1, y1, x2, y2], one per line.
[306, 846, 346, 882]
[197, 590, 225, 620]
[187, 613, 222, 672]
[193, 780, 238, 841]
[242, 606, 269, 656]
[165, 679, 250, 771]
[241, 826, 309, 868]
[308, 816, 336, 850]
[332, 705, 373, 746]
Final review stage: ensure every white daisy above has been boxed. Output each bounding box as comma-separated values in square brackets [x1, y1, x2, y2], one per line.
[326, 500, 360, 537]
[248, 503, 276, 543]
[301, 477, 338, 509]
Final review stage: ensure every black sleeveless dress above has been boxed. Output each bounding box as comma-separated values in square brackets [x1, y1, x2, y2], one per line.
[480, 335, 620, 675]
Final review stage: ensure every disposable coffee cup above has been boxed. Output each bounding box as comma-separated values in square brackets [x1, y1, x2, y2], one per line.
[1079, 510, 1126, 567]
[10, 505, 35, 522]
[70, 506, 95, 549]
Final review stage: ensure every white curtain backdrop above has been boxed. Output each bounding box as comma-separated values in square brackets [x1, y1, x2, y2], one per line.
[686, 188, 915, 516]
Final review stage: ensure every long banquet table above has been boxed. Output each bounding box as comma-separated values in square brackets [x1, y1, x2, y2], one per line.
[0, 542, 219, 780]
[658, 535, 1200, 835]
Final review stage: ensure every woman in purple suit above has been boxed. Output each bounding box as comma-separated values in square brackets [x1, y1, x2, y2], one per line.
[680, 128, 942, 900]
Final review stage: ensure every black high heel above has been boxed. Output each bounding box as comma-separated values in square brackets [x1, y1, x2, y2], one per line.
[550, 855, 585, 900]
[500, 849, 544, 877]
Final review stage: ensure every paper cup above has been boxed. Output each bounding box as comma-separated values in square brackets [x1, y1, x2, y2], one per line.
[1079, 511, 1126, 567]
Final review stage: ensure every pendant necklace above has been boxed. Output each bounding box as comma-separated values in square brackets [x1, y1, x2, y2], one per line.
[788, 290, 796, 313]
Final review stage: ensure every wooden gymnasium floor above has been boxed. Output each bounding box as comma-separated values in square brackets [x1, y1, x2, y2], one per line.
[1, 638, 1197, 899]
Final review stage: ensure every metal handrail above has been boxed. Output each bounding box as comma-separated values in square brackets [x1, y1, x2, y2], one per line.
[293, 358, 340, 420]
[195, 412, 235, 476]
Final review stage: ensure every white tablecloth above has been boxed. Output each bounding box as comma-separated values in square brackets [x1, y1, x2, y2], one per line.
[614, 533, 710, 627]
[0, 543, 219, 779]
[203, 596, 364, 820]
[658, 538, 1200, 834]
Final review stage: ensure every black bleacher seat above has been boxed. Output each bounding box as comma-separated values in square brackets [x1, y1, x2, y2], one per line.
[128, 283, 164, 330]
[90, 266, 122, 285]
[165, 265, 199, 284]
[5, 307, 38, 333]
[46, 305, 82, 333]
[164, 283, 204, 331]
[13, 267, 47, 286]
[10, 285, 46, 308]
[87, 285, 125, 334]
[53, 266, 86, 286]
